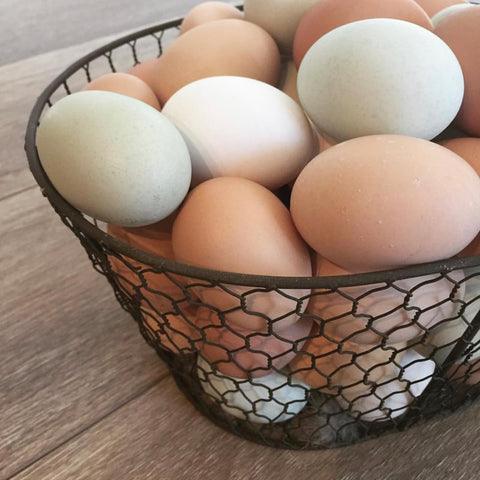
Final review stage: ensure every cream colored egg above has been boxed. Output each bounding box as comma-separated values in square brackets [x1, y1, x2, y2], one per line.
[289, 324, 406, 393]
[297, 18, 464, 142]
[36, 91, 191, 226]
[336, 350, 435, 421]
[197, 355, 310, 423]
[307, 256, 466, 345]
[162, 76, 317, 190]
[431, 3, 475, 26]
[244, 0, 318, 52]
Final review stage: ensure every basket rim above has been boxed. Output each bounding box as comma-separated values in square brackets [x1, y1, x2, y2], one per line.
[24, 13, 480, 290]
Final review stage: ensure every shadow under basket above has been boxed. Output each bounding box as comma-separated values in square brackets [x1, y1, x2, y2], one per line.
[25, 13, 480, 450]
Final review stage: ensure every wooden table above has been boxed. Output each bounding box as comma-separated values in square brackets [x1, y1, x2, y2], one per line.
[2, 1, 479, 478]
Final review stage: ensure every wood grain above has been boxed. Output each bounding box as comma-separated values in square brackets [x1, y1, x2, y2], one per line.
[0, 187, 167, 479]
[12, 375, 480, 480]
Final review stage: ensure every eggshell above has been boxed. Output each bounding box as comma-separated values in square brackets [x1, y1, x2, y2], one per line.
[82, 72, 160, 110]
[289, 323, 406, 394]
[128, 59, 160, 92]
[151, 19, 281, 104]
[243, 0, 318, 52]
[196, 306, 313, 378]
[277, 60, 301, 105]
[179, 1, 243, 34]
[431, 3, 475, 26]
[307, 256, 466, 344]
[297, 18, 464, 142]
[412, 266, 480, 381]
[171, 177, 312, 332]
[290, 135, 480, 272]
[439, 137, 480, 174]
[336, 350, 435, 421]
[106, 220, 202, 354]
[293, 0, 433, 67]
[140, 305, 202, 354]
[415, 0, 468, 17]
[36, 91, 191, 226]
[162, 76, 317, 190]
[434, 7, 480, 136]
[197, 355, 310, 423]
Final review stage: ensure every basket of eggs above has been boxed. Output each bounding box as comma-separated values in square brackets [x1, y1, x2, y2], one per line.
[25, 0, 480, 449]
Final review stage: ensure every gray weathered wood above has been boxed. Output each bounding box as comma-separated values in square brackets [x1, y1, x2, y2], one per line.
[0, 187, 167, 479]
[12, 375, 480, 480]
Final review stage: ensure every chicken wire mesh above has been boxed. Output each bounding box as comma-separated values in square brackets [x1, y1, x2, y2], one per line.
[25, 13, 480, 450]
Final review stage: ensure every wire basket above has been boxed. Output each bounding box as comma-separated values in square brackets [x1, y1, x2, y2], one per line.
[25, 12, 480, 450]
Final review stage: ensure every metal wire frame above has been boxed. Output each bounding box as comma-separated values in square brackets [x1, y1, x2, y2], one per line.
[24, 11, 480, 449]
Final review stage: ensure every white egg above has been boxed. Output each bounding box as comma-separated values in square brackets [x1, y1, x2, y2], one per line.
[197, 355, 310, 423]
[37, 90, 191, 226]
[297, 18, 464, 142]
[415, 266, 480, 365]
[162, 76, 317, 190]
[336, 350, 435, 421]
[243, 0, 318, 52]
[431, 3, 476, 27]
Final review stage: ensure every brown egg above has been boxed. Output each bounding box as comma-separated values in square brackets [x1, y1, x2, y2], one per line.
[439, 137, 480, 257]
[171, 177, 312, 332]
[107, 219, 201, 354]
[306, 255, 466, 344]
[179, 1, 244, 34]
[290, 135, 480, 272]
[293, 0, 433, 68]
[435, 8, 480, 137]
[414, 0, 468, 17]
[151, 19, 281, 104]
[196, 306, 313, 378]
[128, 59, 159, 93]
[82, 72, 160, 110]
[439, 137, 480, 174]
[141, 305, 202, 354]
[289, 323, 406, 394]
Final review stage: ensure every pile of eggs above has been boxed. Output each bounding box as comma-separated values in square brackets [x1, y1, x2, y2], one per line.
[36, 0, 480, 425]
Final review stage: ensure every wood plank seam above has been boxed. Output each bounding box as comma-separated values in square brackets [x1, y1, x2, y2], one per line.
[6, 373, 171, 480]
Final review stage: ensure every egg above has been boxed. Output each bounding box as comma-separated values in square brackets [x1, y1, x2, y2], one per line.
[243, 0, 318, 52]
[434, 7, 480, 136]
[297, 18, 464, 142]
[277, 60, 301, 105]
[36, 91, 191, 226]
[293, 0, 433, 68]
[106, 220, 202, 354]
[82, 72, 160, 110]
[128, 59, 160, 93]
[171, 177, 312, 332]
[196, 306, 313, 378]
[336, 350, 435, 421]
[430, 3, 475, 26]
[162, 76, 317, 190]
[151, 19, 281, 104]
[289, 323, 407, 393]
[439, 137, 480, 173]
[197, 355, 310, 423]
[414, 0, 469, 17]
[179, 1, 243, 34]
[290, 135, 480, 272]
[306, 256, 466, 344]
